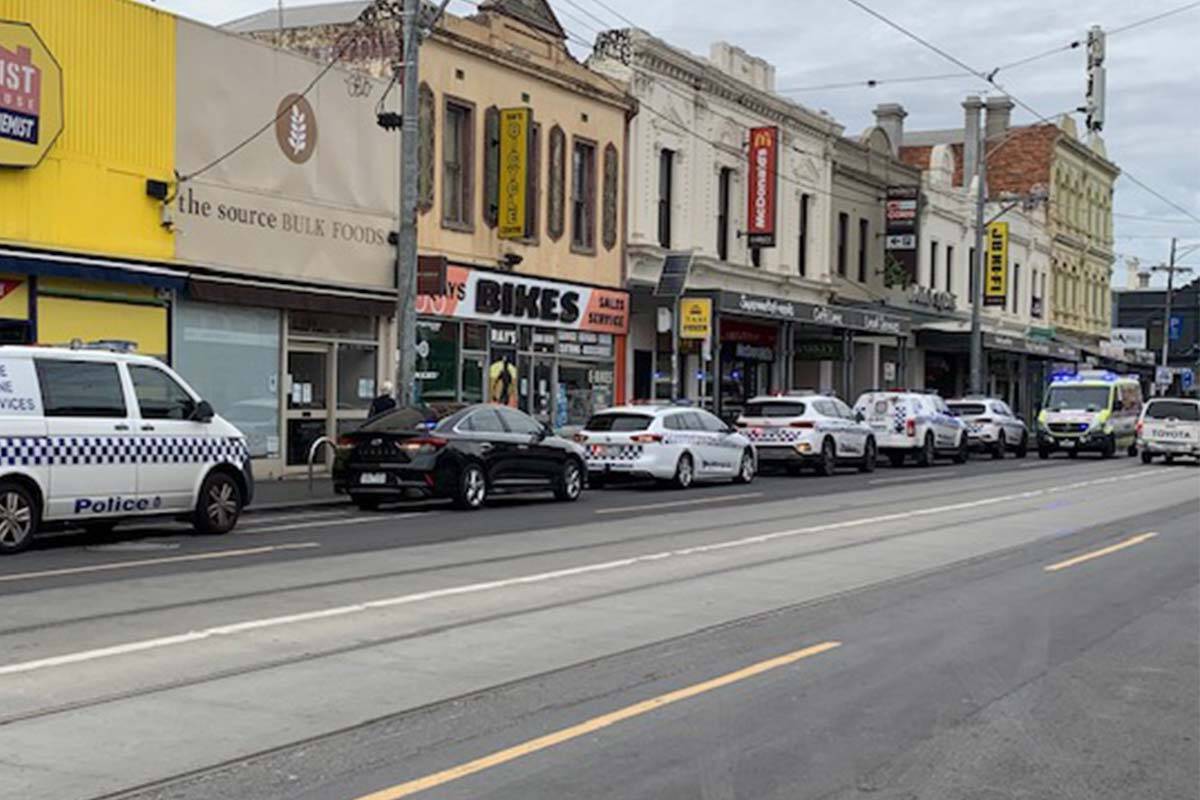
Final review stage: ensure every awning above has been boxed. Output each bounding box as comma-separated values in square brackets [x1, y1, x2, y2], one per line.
[188, 275, 396, 317]
[0, 247, 188, 291]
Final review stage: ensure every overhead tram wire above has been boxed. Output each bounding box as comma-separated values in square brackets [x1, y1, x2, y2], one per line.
[1109, 0, 1200, 34]
[840, 0, 1200, 226]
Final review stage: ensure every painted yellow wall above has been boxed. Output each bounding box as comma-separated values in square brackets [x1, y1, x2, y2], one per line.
[0, 0, 175, 260]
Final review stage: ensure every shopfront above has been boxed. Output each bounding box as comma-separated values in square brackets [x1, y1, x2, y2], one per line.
[415, 264, 629, 429]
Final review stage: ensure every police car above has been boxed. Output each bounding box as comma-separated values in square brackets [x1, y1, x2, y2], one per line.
[854, 390, 969, 467]
[0, 345, 253, 554]
[947, 397, 1029, 458]
[578, 405, 756, 488]
[736, 393, 877, 475]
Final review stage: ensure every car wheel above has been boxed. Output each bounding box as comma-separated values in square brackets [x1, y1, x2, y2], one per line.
[671, 453, 695, 489]
[352, 495, 382, 511]
[454, 463, 487, 510]
[192, 471, 243, 535]
[1164, 454, 1175, 465]
[887, 452, 906, 468]
[814, 438, 837, 477]
[953, 435, 970, 464]
[1038, 446, 1050, 460]
[1101, 437, 1116, 459]
[1126, 443, 1139, 458]
[0, 482, 38, 555]
[916, 433, 935, 468]
[992, 433, 1006, 460]
[1015, 433, 1029, 458]
[859, 438, 877, 473]
[554, 459, 584, 502]
[1140, 451, 1153, 465]
[733, 449, 755, 484]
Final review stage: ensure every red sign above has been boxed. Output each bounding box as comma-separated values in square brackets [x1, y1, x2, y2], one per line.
[746, 126, 778, 248]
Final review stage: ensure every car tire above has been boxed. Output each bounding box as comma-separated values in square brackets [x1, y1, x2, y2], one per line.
[916, 433, 935, 468]
[733, 449, 756, 484]
[1038, 446, 1050, 460]
[1140, 451, 1153, 465]
[953, 435, 970, 464]
[814, 438, 837, 477]
[554, 459, 584, 502]
[671, 453, 695, 490]
[1127, 443, 1139, 457]
[1015, 433, 1029, 458]
[192, 471, 243, 535]
[1164, 454, 1175, 465]
[992, 433, 1006, 460]
[887, 452, 906, 469]
[0, 481, 38, 555]
[859, 438, 877, 473]
[352, 495, 382, 511]
[1101, 436, 1116, 459]
[454, 463, 488, 510]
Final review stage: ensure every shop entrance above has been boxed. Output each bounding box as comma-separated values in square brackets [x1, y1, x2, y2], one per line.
[285, 343, 331, 467]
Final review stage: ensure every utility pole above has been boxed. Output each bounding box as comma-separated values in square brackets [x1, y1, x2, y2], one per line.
[394, 0, 421, 405]
[1159, 237, 1178, 371]
[968, 118, 987, 395]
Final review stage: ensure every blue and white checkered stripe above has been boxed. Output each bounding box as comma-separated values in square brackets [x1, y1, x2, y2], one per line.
[892, 403, 907, 433]
[0, 436, 248, 467]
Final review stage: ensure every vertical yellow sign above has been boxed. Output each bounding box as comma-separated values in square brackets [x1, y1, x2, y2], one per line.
[679, 297, 712, 339]
[984, 222, 1008, 307]
[498, 108, 530, 240]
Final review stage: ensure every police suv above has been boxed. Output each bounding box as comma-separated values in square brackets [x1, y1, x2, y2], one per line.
[854, 390, 969, 467]
[0, 345, 253, 554]
[736, 393, 877, 476]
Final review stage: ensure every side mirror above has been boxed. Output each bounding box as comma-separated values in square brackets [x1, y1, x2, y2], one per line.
[190, 400, 214, 423]
[538, 423, 553, 440]
[854, 411, 865, 423]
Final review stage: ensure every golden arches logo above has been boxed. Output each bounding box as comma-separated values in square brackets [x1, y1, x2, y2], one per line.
[752, 130, 774, 148]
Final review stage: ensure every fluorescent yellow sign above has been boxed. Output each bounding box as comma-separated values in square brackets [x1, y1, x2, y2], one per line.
[0, 21, 64, 168]
[984, 222, 1009, 307]
[679, 297, 712, 339]
[498, 108, 530, 240]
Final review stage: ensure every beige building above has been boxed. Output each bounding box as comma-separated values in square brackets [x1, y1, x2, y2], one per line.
[227, 1, 635, 425]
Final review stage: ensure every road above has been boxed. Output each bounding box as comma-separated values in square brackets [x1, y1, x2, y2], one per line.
[0, 453, 1195, 800]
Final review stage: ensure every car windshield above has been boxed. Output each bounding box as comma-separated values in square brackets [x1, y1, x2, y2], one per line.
[742, 401, 806, 418]
[1144, 401, 1200, 421]
[948, 403, 986, 417]
[1045, 385, 1111, 412]
[585, 413, 653, 432]
[358, 407, 438, 433]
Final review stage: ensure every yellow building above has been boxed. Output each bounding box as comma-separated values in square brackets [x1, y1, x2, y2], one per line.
[0, 0, 178, 355]
[228, 0, 636, 423]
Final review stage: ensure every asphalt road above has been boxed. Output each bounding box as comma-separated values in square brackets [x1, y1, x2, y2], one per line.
[0, 452, 1195, 800]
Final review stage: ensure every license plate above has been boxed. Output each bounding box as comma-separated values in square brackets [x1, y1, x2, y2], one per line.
[359, 472, 388, 485]
[589, 444, 607, 457]
[1061, 440, 1075, 449]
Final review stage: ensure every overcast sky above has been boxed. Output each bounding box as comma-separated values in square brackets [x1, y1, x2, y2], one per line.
[147, 0, 1200, 285]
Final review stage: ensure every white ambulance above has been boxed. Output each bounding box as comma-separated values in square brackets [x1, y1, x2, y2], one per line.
[0, 345, 253, 554]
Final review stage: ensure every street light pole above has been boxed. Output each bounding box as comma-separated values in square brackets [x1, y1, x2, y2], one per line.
[968, 120, 987, 395]
[1158, 236, 1177, 372]
[394, 0, 421, 406]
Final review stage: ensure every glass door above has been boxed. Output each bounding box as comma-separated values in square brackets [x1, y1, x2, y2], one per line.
[286, 343, 332, 466]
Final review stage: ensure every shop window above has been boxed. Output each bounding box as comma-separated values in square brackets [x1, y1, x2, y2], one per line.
[717, 167, 732, 261]
[463, 323, 488, 351]
[1011, 263, 1020, 314]
[571, 138, 597, 252]
[418, 83, 435, 214]
[658, 149, 674, 248]
[547, 125, 566, 241]
[837, 212, 848, 277]
[483, 106, 500, 228]
[945, 245, 954, 295]
[527, 123, 542, 240]
[129, 365, 196, 420]
[558, 362, 614, 428]
[35, 360, 126, 418]
[602, 143, 619, 251]
[442, 98, 475, 230]
[929, 240, 938, 289]
[416, 320, 459, 403]
[857, 217, 869, 282]
[336, 343, 378, 411]
[798, 193, 810, 276]
[750, 247, 762, 268]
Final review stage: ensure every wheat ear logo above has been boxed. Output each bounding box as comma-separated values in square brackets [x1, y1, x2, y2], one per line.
[274, 93, 317, 164]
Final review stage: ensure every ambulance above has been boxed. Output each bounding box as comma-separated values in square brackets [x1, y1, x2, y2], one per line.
[1036, 370, 1143, 459]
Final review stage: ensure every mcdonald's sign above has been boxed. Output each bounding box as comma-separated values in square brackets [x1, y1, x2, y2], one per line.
[746, 126, 778, 248]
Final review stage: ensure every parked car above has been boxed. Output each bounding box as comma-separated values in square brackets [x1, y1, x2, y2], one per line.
[578, 405, 756, 488]
[854, 390, 968, 467]
[1037, 370, 1142, 459]
[947, 397, 1029, 458]
[0, 345, 254, 554]
[1137, 397, 1200, 464]
[735, 393, 876, 476]
[333, 404, 586, 510]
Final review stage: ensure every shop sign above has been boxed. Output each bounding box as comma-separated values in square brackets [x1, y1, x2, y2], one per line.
[588, 369, 614, 385]
[498, 107, 531, 240]
[679, 297, 712, 340]
[417, 265, 629, 334]
[794, 340, 844, 361]
[984, 332, 1078, 362]
[884, 187, 919, 241]
[0, 22, 63, 168]
[1110, 327, 1147, 350]
[984, 222, 1009, 307]
[557, 330, 614, 358]
[1132, 349, 1156, 366]
[274, 93, 318, 165]
[908, 285, 957, 312]
[719, 292, 908, 335]
[490, 325, 518, 348]
[0, 276, 27, 321]
[730, 342, 775, 362]
[745, 126, 778, 248]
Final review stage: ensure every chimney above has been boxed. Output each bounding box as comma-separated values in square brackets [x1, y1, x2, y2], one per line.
[962, 95, 983, 183]
[985, 95, 1014, 141]
[873, 103, 906, 156]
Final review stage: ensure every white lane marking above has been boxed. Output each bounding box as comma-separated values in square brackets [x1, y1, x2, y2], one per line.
[594, 493, 764, 515]
[237, 512, 434, 535]
[237, 509, 361, 527]
[868, 475, 929, 485]
[0, 543, 320, 584]
[0, 468, 1162, 677]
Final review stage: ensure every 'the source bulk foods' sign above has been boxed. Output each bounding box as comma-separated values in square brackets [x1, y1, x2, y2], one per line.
[0, 22, 64, 167]
[498, 107, 531, 240]
[416, 266, 630, 335]
[679, 297, 712, 339]
[746, 126, 778, 248]
[984, 221, 1009, 307]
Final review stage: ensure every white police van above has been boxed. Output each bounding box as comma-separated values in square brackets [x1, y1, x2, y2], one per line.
[0, 345, 253, 554]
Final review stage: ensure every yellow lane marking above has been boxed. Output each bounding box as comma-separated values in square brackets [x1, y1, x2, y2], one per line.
[0, 543, 320, 583]
[594, 492, 764, 515]
[352, 641, 841, 800]
[1043, 532, 1159, 572]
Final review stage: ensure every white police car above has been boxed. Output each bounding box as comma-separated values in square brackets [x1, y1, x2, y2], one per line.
[854, 390, 968, 467]
[947, 397, 1029, 458]
[0, 345, 253, 554]
[578, 405, 756, 488]
[736, 393, 877, 476]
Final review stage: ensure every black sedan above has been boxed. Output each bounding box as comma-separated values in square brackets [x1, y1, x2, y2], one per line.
[333, 404, 587, 510]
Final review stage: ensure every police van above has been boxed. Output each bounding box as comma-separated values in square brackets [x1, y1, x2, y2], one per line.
[0, 345, 253, 554]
